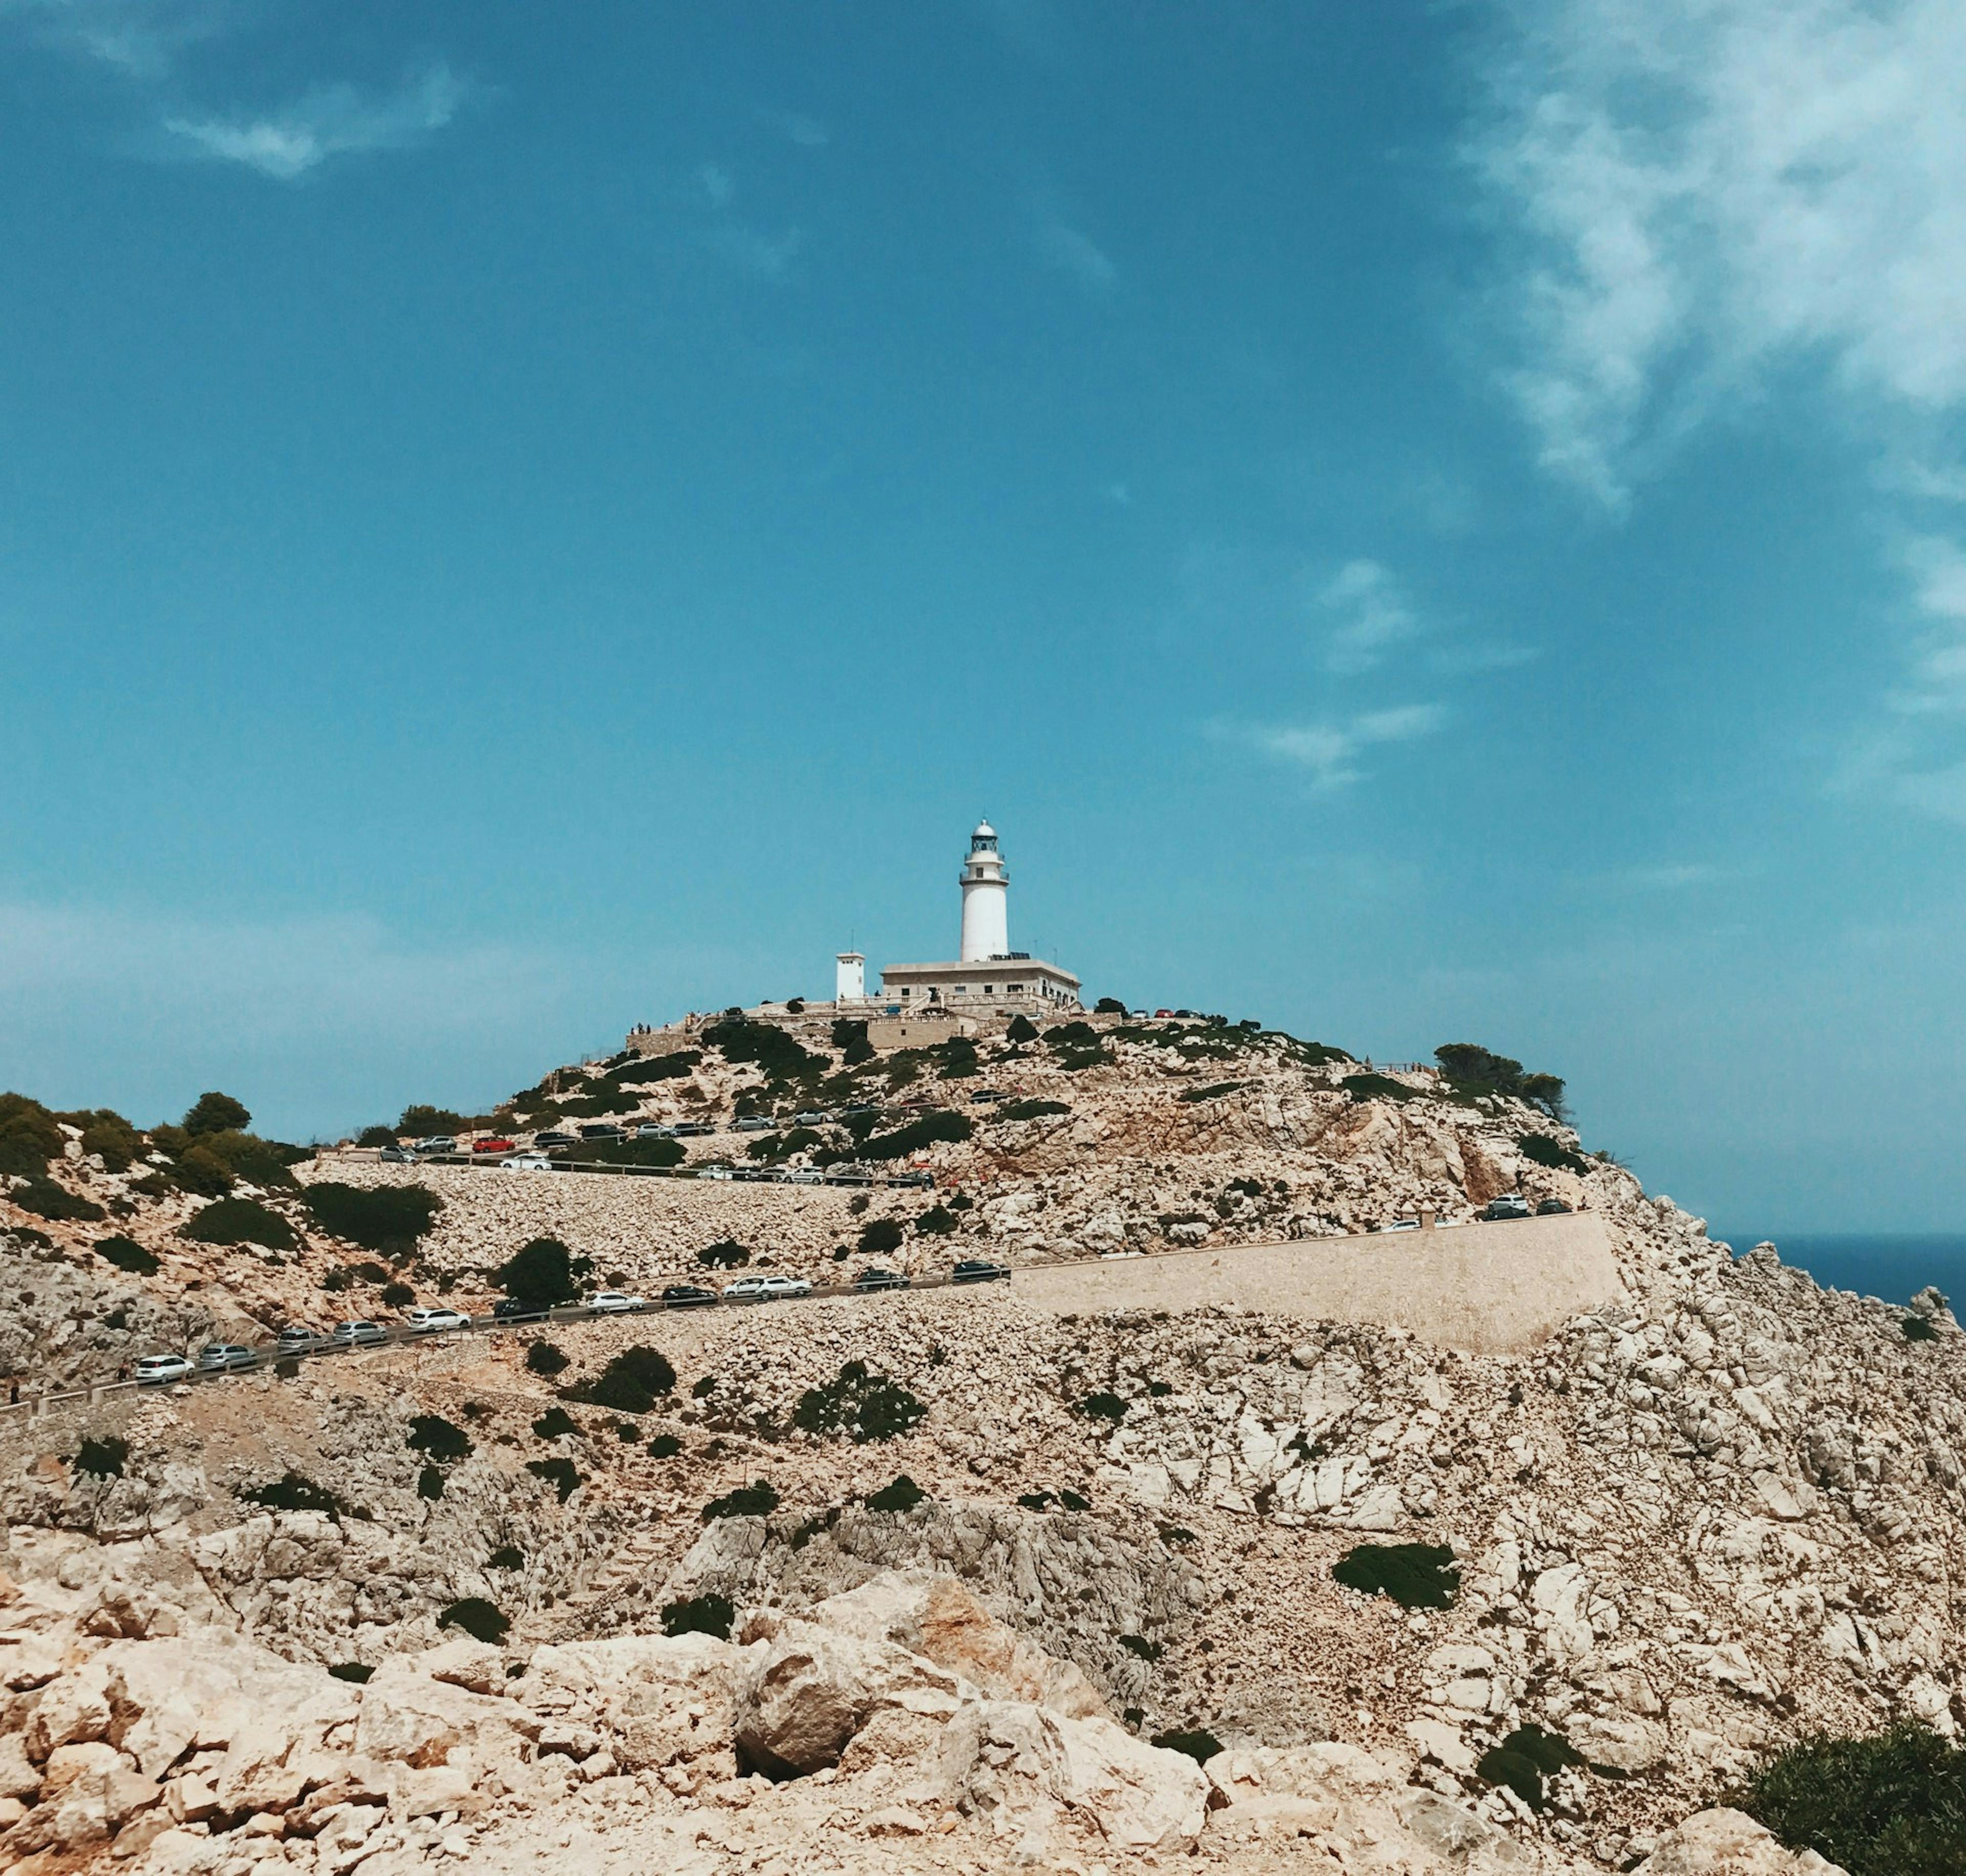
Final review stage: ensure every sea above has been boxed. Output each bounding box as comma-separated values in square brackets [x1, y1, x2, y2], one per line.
[1711, 1231, 1966, 1311]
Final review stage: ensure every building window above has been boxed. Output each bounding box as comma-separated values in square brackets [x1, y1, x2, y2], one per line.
[983, 984, 994, 993]
[1007, 982, 1022, 991]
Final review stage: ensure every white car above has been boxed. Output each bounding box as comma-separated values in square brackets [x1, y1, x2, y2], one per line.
[721, 1275, 813, 1304]
[697, 1166, 735, 1182]
[1379, 1219, 1421, 1233]
[500, 1154, 552, 1171]
[134, 1353, 194, 1385]
[785, 1169, 824, 1186]
[584, 1291, 647, 1313]
[403, 1307, 472, 1334]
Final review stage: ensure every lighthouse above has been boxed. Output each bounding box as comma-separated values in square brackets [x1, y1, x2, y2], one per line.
[958, 820, 1010, 962]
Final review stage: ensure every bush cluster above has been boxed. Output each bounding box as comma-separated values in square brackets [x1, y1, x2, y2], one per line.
[662, 1592, 735, 1639]
[305, 1183, 442, 1258]
[73, 1436, 130, 1479]
[525, 1456, 582, 1502]
[702, 1478, 780, 1522]
[95, 1235, 160, 1275]
[437, 1597, 509, 1644]
[1477, 1724, 1584, 1813]
[1000, 1098, 1069, 1122]
[865, 1474, 927, 1513]
[407, 1415, 473, 1464]
[241, 1472, 355, 1521]
[854, 1110, 973, 1161]
[1340, 1073, 1418, 1104]
[496, 1235, 592, 1308]
[1735, 1724, 1966, 1875]
[1518, 1133, 1589, 1175]
[1435, 1043, 1568, 1121]
[180, 1199, 296, 1251]
[793, 1360, 928, 1444]
[1333, 1541, 1459, 1609]
[565, 1345, 676, 1414]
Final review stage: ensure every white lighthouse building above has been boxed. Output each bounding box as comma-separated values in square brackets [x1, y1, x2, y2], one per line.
[958, 821, 1009, 963]
[874, 820, 1080, 1014]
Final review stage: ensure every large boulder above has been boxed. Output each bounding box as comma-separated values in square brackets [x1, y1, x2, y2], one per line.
[1640, 1809, 1847, 1874]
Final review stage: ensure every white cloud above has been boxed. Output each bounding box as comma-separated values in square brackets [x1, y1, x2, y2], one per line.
[1318, 559, 1420, 674]
[1037, 217, 1117, 292]
[1474, 0, 1966, 507]
[758, 109, 829, 149]
[1, 0, 232, 78]
[1244, 702, 1447, 789]
[698, 162, 735, 208]
[164, 63, 471, 180]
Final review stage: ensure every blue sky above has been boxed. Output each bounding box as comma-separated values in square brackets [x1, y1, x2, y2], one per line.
[4, 0, 1965, 1235]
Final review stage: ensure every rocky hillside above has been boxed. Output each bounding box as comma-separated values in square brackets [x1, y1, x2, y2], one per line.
[2, 1017, 1960, 1872]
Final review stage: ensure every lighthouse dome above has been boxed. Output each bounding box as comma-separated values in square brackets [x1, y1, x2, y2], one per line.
[970, 819, 998, 850]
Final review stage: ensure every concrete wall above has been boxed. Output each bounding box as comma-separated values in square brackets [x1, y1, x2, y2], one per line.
[1012, 1212, 1626, 1356]
[867, 1017, 980, 1051]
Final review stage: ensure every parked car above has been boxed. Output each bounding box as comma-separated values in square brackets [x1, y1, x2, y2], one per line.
[635, 1124, 677, 1139]
[825, 1170, 875, 1187]
[734, 1116, 775, 1133]
[672, 1122, 716, 1138]
[579, 1123, 627, 1140]
[840, 1103, 879, 1117]
[414, 1136, 458, 1155]
[134, 1353, 194, 1385]
[852, 1267, 910, 1291]
[275, 1326, 322, 1351]
[697, 1166, 735, 1182]
[534, 1131, 579, 1148]
[403, 1307, 472, 1334]
[1482, 1195, 1532, 1221]
[584, 1291, 646, 1314]
[785, 1169, 824, 1186]
[721, 1275, 813, 1303]
[1535, 1198, 1573, 1216]
[197, 1343, 257, 1371]
[792, 1111, 828, 1126]
[501, 1154, 552, 1171]
[379, 1145, 416, 1164]
[330, 1320, 388, 1346]
[1379, 1219, 1421, 1233]
[967, 1089, 1002, 1102]
[492, 1297, 546, 1321]
[892, 1171, 935, 1189]
[951, 1259, 1011, 1284]
[471, 1138, 515, 1156]
[660, 1284, 719, 1309]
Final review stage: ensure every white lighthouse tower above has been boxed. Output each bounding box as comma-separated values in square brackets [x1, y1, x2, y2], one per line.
[958, 820, 1010, 962]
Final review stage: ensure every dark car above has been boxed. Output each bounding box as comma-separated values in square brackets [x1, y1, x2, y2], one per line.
[967, 1089, 1002, 1103]
[1482, 1195, 1532, 1222]
[1535, 1198, 1573, 1216]
[672, 1121, 717, 1138]
[840, 1103, 879, 1117]
[852, 1267, 910, 1291]
[951, 1259, 1010, 1284]
[534, 1131, 579, 1149]
[892, 1171, 935, 1189]
[579, 1123, 627, 1140]
[661, 1284, 719, 1308]
[492, 1297, 547, 1321]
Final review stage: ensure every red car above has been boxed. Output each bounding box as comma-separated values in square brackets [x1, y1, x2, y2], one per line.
[471, 1138, 516, 1156]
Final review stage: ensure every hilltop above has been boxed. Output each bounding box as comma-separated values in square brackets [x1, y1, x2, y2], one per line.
[1, 1011, 1961, 1874]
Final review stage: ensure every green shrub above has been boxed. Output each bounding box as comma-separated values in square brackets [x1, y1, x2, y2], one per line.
[95, 1235, 160, 1275]
[408, 1415, 474, 1464]
[857, 1111, 973, 1160]
[1095, 998, 1126, 1014]
[914, 1204, 957, 1237]
[662, 1592, 734, 1639]
[557, 1089, 640, 1120]
[438, 1596, 510, 1644]
[1518, 1133, 1589, 1175]
[0, 1093, 63, 1178]
[526, 1456, 582, 1502]
[417, 1465, 445, 1500]
[1001, 1098, 1069, 1121]
[1006, 1014, 1039, 1044]
[495, 1235, 591, 1308]
[566, 1135, 685, 1168]
[1904, 1315, 1939, 1342]
[605, 1051, 701, 1085]
[936, 1037, 979, 1079]
[305, 1183, 442, 1257]
[697, 1239, 750, 1269]
[66, 1108, 144, 1172]
[180, 1198, 296, 1250]
[397, 1104, 467, 1137]
[1152, 1729, 1222, 1765]
[532, 1407, 578, 1439]
[830, 1018, 875, 1066]
[858, 1217, 904, 1255]
[1117, 1633, 1163, 1661]
[274, 1357, 300, 1379]
[702, 1018, 822, 1080]
[1734, 1725, 1966, 1874]
[328, 1662, 374, 1683]
[1477, 1724, 1584, 1813]
[167, 1145, 236, 1197]
[1340, 1073, 1417, 1104]
[567, 1346, 675, 1415]
[356, 1126, 398, 1148]
[1058, 1487, 1091, 1511]
[702, 1478, 780, 1521]
[793, 1361, 928, 1443]
[15, 1178, 106, 1222]
[487, 1545, 524, 1570]
[525, 1340, 570, 1377]
[185, 1129, 308, 1189]
[1075, 1391, 1127, 1422]
[1333, 1541, 1459, 1610]
[184, 1091, 252, 1136]
[73, 1435, 129, 1479]
[380, 1282, 414, 1308]
[1180, 1081, 1245, 1103]
[1435, 1043, 1568, 1121]
[241, 1472, 352, 1521]
[866, 1474, 927, 1512]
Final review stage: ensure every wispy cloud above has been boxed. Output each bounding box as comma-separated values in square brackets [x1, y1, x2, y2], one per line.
[1, 0, 235, 78]
[1037, 217, 1117, 292]
[1473, 0, 1966, 509]
[163, 63, 471, 179]
[1317, 559, 1420, 674]
[1619, 863, 1727, 892]
[1238, 702, 1448, 790]
[758, 108, 829, 150]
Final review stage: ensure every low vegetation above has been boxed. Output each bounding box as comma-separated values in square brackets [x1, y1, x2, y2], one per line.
[565, 1345, 676, 1414]
[525, 1456, 582, 1502]
[1476, 1723, 1584, 1813]
[240, 1472, 357, 1522]
[852, 1110, 973, 1160]
[1152, 1728, 1223, 1765]
[407, 1415, 473, 1464]
[865, 1474, 927, 1512]
[496, 1235, 591, 1308]
[1518, 1132, 1589, 1175]
[1000, 1097, 1069, 1121]
[73, 1436, 129, 1479]
[697, 1239, 750, 1269]
[661, 1592, 735, 1640]
[305, 1183, 442, 1258]
[180, 1198, 296, 1251]
[437, 1597, 510, 1644]
[1075, 1391, 1128, 1422]
[94, 1235, 159, 1275]
[1435, 1042, 1568, 1121]
[793, 1360, 928, 1443]
[531, 1407, 578, 1440]
[1340, 1073, 1418, 1104]
[1734, 1724, 1966, 1875]
[702, 1478, 780, 1521]
[1333, 1540, 1459, 1609]
[524, 1341, 570, 1377]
